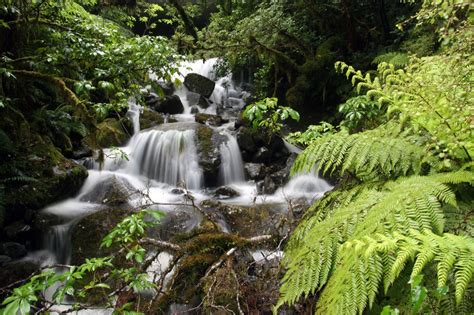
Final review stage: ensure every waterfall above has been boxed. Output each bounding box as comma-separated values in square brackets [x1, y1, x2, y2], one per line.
[127, 98, 141, 134]
[45, 224, 73, 265]
[126, 128, 203, 190]
[219, 132, 245, 184]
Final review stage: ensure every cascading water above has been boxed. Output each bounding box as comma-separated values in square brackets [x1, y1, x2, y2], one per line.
[219, 132, 245, 184]
[22, 57, 333, 314]
[126, 128, 203, 189]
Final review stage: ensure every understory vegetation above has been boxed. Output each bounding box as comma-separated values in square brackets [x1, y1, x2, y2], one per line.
[0, 0, 473, 314]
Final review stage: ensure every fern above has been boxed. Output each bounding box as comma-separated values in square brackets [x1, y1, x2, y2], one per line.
[277, 171, 474, 313]
[316, 230, 474, 314]
[372, 52, 410, 68]
[291, 122, 428, 180]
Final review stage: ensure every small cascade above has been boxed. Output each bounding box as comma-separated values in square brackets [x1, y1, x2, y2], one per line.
[45, 224, 73, 265]
[126, 128, 203, 190]
[219, 132, 245, 184]
[127, 98, 141, 134]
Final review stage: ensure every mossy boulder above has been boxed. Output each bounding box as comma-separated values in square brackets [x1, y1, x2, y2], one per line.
[139, 108, 165, 130]
[85, 117, 132, 148]
[195, 125, 225, 187]
[71, 207, 130, 265]
[3, 138, 88, 218]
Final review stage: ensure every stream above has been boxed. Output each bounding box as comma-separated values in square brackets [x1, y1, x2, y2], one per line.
[23, 58, 332, 313]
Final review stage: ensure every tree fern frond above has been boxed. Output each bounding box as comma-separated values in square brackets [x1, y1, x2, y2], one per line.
[292, 124, 426, 181]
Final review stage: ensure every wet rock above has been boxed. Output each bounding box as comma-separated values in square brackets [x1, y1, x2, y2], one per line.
[195, 125, 224, 187]
[0, 242, 27, 259]
[171, 188, 185, 195]
[184, 73, 215, 98]
[70, 145, 93, 159]
[187, 92, 211, 109]
[190, 105, 200, 114]
[215, 186, 239, 198]
[194, 113, 226, 126]
[269, 153, 297, 186]
[150, 95, 184, 115]
[80, 175, 134, 209]
[139, 108, 165, 130]
[215, 203, 286, 237]
[236, 127, 257, 156]
[155, 80, 175, 96]
[33, 212, 65, 232]
[257, 175, 277, 195]
[254, 147, 271, 163]
[71, 208, 130, 265]
[149, 209, 202, 241]
[4, 221, 32, 240]
[244, 163, 265, 180]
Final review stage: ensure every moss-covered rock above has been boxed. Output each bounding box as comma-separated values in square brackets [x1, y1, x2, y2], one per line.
[195, 125, 225, 187]
[3, 138, 88, 219]
[71, 207, 130, 265]
[84, 117, 131, 148]
[139, 108, 164, 130]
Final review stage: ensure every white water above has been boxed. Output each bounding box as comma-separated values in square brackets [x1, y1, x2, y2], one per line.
[126, 128, 203, 189]
[219, 131, 245, 184]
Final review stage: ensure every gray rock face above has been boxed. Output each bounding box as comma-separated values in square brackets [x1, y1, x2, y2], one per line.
[0, 242, 27, 259]
[184, 73, 215, 97]
[195, 125, 226, 187]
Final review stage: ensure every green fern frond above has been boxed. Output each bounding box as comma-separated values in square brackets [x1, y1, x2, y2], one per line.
[315, 230, 474, 314]
[277, 171, 473, 313]
[292, 124, 427, 180]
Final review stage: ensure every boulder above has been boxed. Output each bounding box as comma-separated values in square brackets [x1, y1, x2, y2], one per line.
[269, 153, 297, 186]
[244, 163, 265, 180]
[0, 242, 27, 259]
[151, 95, 184, 115]
[139, 108, 165, 130]
[85, 117, 131, 148]
[70, 145, 93, 159]
[79, 175, 134, 209]
[155, 81, 175, 96]
[194, 113, 226, 126]
[236, 127, 257, 157]
[186, 92, 211, 109]
[184, 73, 215, 98]
[190, 105, 200, 114]
[258, 175, 277, 195]
[215, 186, 240, 199]
[33, 212, 65, 233]
[195, 125, 225, 187]
[71, 208, 130, 265]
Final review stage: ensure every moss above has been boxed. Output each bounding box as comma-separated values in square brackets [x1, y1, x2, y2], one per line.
[84, 118, 130, 148]
[139, 109, 164, 130]
[71, 208, 130, 265]
[195, 124, 214, 162]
